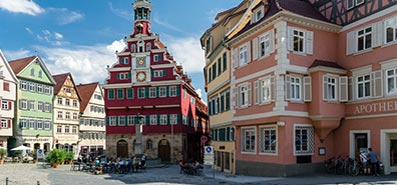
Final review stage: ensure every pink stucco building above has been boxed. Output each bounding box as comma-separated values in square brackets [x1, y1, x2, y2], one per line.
[223, 0, 397, 176]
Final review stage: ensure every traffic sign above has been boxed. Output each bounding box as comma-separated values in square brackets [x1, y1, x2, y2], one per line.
[37, 149, 44, 159]
[203, 146, 214, 165]
[204, 146, 213, 154]
[201, 135, 208, 144]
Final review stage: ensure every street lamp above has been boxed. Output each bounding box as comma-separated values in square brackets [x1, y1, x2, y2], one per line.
[134, 113, 145, 155]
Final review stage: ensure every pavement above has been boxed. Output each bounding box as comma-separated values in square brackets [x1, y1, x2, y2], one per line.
[1, 163, 397, 185]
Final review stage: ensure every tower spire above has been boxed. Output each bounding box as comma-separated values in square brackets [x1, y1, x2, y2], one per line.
[132, 0, 152, 36]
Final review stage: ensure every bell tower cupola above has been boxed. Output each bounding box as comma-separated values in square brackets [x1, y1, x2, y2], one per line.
[132, 0, 152, 37]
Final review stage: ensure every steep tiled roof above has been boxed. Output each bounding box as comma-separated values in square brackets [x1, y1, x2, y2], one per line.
[229, 0, 333, 41]
[276, 0, 330, 23]
[309, 59, 345, 69]
[76, 82, 99, 112]
[52, 73, 70, 95]
[8, 56, 36, 74]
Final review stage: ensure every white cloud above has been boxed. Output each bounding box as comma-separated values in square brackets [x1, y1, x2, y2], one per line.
[0, 0, 44, 16]
[3, 49, 32, 60]
[47, 8, 84, 25]
[162, 35, 205, 74]
[25, 27, 33, 34]
[35, 40, 126, 84]
[106, 39, 126, 53]
[54, 32, 63, 40]
[36, 29, 67, 46]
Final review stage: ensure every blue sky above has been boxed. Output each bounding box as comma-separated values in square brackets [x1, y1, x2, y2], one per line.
[0, 0, 241, 101]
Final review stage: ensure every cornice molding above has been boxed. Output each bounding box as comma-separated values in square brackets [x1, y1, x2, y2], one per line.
[226, 11, 341, 47]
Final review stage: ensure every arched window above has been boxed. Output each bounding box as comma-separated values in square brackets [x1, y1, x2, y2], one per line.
[138, 40, 144, 52]
[146, 42, 151, 52]
[131, 44, 136, 53]
[146, 139, 153, 150]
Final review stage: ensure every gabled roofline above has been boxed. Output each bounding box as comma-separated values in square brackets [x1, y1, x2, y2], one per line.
[0, 49, 18, 83]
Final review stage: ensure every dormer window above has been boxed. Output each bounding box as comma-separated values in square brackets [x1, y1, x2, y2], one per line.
[146, 42, 151, 52]
[131, 44, 136, 53]
[138, 40, 144, 52]
[256, 10, 263, 22]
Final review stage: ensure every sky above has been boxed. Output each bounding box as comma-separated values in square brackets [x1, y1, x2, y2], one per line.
[0, 0, 241, 102]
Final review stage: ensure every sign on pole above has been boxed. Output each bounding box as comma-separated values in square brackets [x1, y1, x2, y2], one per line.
[203, 146, 214, 165]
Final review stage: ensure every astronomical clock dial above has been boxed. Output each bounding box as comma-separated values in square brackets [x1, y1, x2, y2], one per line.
[138, 58, 145, 65]
[136, 71, 147, 82]
[136, 57, 146, 67]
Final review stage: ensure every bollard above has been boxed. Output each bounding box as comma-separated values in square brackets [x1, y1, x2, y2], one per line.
[6, 177, 8, 185]
[37, 181, 40, 185]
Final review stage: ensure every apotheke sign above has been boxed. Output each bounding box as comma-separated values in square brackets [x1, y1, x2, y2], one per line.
[353, 100, 397, 115]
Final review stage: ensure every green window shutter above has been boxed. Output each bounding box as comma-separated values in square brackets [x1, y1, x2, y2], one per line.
[117, 73, 120, 80]
[156, 87, 160, 97]
[145, 87, 149, 98]
[162, 70, 166, 77]
[116, 116, 119, 126]
[126, 116, 129, 125]
[151, 70, 154, 77]
[127, 88, 133, 99]
[145, 116, 150, 125]
[166, 86, 170, 97]
[109, 89, 115, 99]
[128, 73, 131, 79]
[167, 114, 170, 125]
[176, 86, 180, 96]
[223, 52, 227, 71]
[106, 117, 109, 126]
[157, 115, 160, 125]
[176, 114, 180, 125]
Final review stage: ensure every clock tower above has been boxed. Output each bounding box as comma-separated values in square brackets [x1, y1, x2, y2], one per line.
[103, 1, 209, 163]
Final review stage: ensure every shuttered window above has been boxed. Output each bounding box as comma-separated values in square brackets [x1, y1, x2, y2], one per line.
[288, 27, 313, 55]
[385, 17, 397, 43]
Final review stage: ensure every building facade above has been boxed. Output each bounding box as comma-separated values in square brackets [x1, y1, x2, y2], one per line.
[200, 2, 249, 174]
[9, 56, 55, 152]
[76, 82, 106, 157]
[0, 50, 18, 150]
[52, 73, 81, 154]
[103, 0, 208, 162]
[215, 0, 397, 177]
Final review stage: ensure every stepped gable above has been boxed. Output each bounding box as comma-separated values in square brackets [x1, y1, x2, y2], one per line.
[8, 56, 36, 74]
[76, 82, 99, 112]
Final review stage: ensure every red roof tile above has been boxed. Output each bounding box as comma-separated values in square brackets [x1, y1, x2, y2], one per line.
[52, 73, 70, 95]
[8, 56, 37, 74]
[76, 82, 99, 112]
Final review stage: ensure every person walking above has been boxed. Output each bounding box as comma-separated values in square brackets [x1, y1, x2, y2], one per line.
[367, 147, 380, 176]
[359, 150, 369, 175]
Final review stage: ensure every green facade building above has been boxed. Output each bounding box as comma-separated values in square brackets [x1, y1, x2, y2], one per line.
[9, 56, 55, 152]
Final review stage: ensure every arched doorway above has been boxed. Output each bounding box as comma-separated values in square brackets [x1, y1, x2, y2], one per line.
[158, 139, 170, 162]
[117, 140, 128, 158]
[34, 143, 40, 150]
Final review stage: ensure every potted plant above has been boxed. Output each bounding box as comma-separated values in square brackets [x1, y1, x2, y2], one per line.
[47, 149, 66, 168]
[29, 150, 37, 164]
[65, 151, 74, 164]
[0, 149, 6, 164]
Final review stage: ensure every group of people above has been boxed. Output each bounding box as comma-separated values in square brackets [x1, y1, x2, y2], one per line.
[179, 160, 203, 175]
[359, 147, 382, 176]
[105, 155, 147, 174]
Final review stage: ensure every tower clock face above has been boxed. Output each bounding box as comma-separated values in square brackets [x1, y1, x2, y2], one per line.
[136, 71, 146, 82]
[136, 57, 146, 67]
